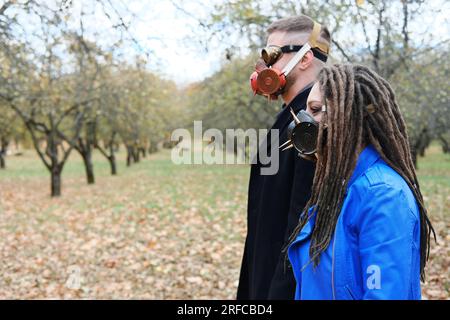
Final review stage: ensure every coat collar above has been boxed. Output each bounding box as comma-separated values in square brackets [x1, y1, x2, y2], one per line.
[346, 144, 381, 190]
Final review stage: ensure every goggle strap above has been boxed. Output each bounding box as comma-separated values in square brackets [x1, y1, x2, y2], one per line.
[282, 42, 311, 76]
[281, 45, 328, 63]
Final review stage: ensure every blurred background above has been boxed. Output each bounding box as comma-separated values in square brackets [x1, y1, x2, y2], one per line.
[0, 0, 448, 299]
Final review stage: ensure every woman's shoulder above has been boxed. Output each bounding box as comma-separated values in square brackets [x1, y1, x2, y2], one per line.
[351, 159, 420, 219]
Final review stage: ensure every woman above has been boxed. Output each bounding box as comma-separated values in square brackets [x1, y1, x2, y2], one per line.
[285, 64, 435, 300]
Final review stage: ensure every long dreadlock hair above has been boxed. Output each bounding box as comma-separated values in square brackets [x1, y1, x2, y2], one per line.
[285, 64, 435, 280]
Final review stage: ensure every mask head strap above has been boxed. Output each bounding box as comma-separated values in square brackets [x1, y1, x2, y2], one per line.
[281, 21, 329, 76]
[309, 21, 329, 55]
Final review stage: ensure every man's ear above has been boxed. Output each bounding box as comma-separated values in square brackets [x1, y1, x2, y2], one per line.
[298, 51, 314, 70]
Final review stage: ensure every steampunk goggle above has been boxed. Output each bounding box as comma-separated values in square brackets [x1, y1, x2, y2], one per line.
[261, 44, 329, 67]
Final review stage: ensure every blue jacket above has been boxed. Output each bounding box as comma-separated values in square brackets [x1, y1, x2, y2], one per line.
[288, 145, 422, 300]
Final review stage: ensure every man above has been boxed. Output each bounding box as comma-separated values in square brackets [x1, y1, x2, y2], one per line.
[237, 15, 331, 300]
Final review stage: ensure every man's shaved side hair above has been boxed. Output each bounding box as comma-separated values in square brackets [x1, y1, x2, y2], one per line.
[267, 15, 331, 55]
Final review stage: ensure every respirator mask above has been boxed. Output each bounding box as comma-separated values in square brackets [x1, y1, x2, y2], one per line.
[280, 106, 327, 157]
[280, 103, 376, 158]
[250, 21, 329, 100]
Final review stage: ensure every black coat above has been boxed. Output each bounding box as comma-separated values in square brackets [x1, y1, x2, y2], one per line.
[237, 86, 315, 300]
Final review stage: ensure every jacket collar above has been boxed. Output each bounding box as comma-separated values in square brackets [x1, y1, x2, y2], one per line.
[346, 144, 381, 190]
[291, 145, 381, 245]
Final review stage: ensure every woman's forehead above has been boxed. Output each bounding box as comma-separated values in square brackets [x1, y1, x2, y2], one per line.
[307, 82, 322, 103]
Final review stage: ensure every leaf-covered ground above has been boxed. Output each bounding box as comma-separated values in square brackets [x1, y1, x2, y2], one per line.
[0, 145, 448, 299]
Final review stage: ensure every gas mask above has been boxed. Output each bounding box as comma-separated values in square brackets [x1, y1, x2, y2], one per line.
[280, 103, 376, 157]
[250, 21, 329, 100]
[280, 106, 327, 156]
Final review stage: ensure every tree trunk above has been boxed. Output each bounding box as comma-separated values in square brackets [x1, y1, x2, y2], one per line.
[140, 147, 146, 158]
[95, 132, 117, 175]
[126, 145, 133, 167]
[109, 155, 117, 175]
[108, 142, 117, 175]
[0, 138, 9, 169]
[82, 151, 95, 184]
[51, 167, 62, 197]
[48, 129, 62, 197]
[76, 142, 95, 184]
[133, 147, 140, 163]
[0, 153, 5, 169]
[439, 135, 449, 153]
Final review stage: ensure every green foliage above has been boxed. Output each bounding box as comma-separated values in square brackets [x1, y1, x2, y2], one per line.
[186, 55, 278, 132]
